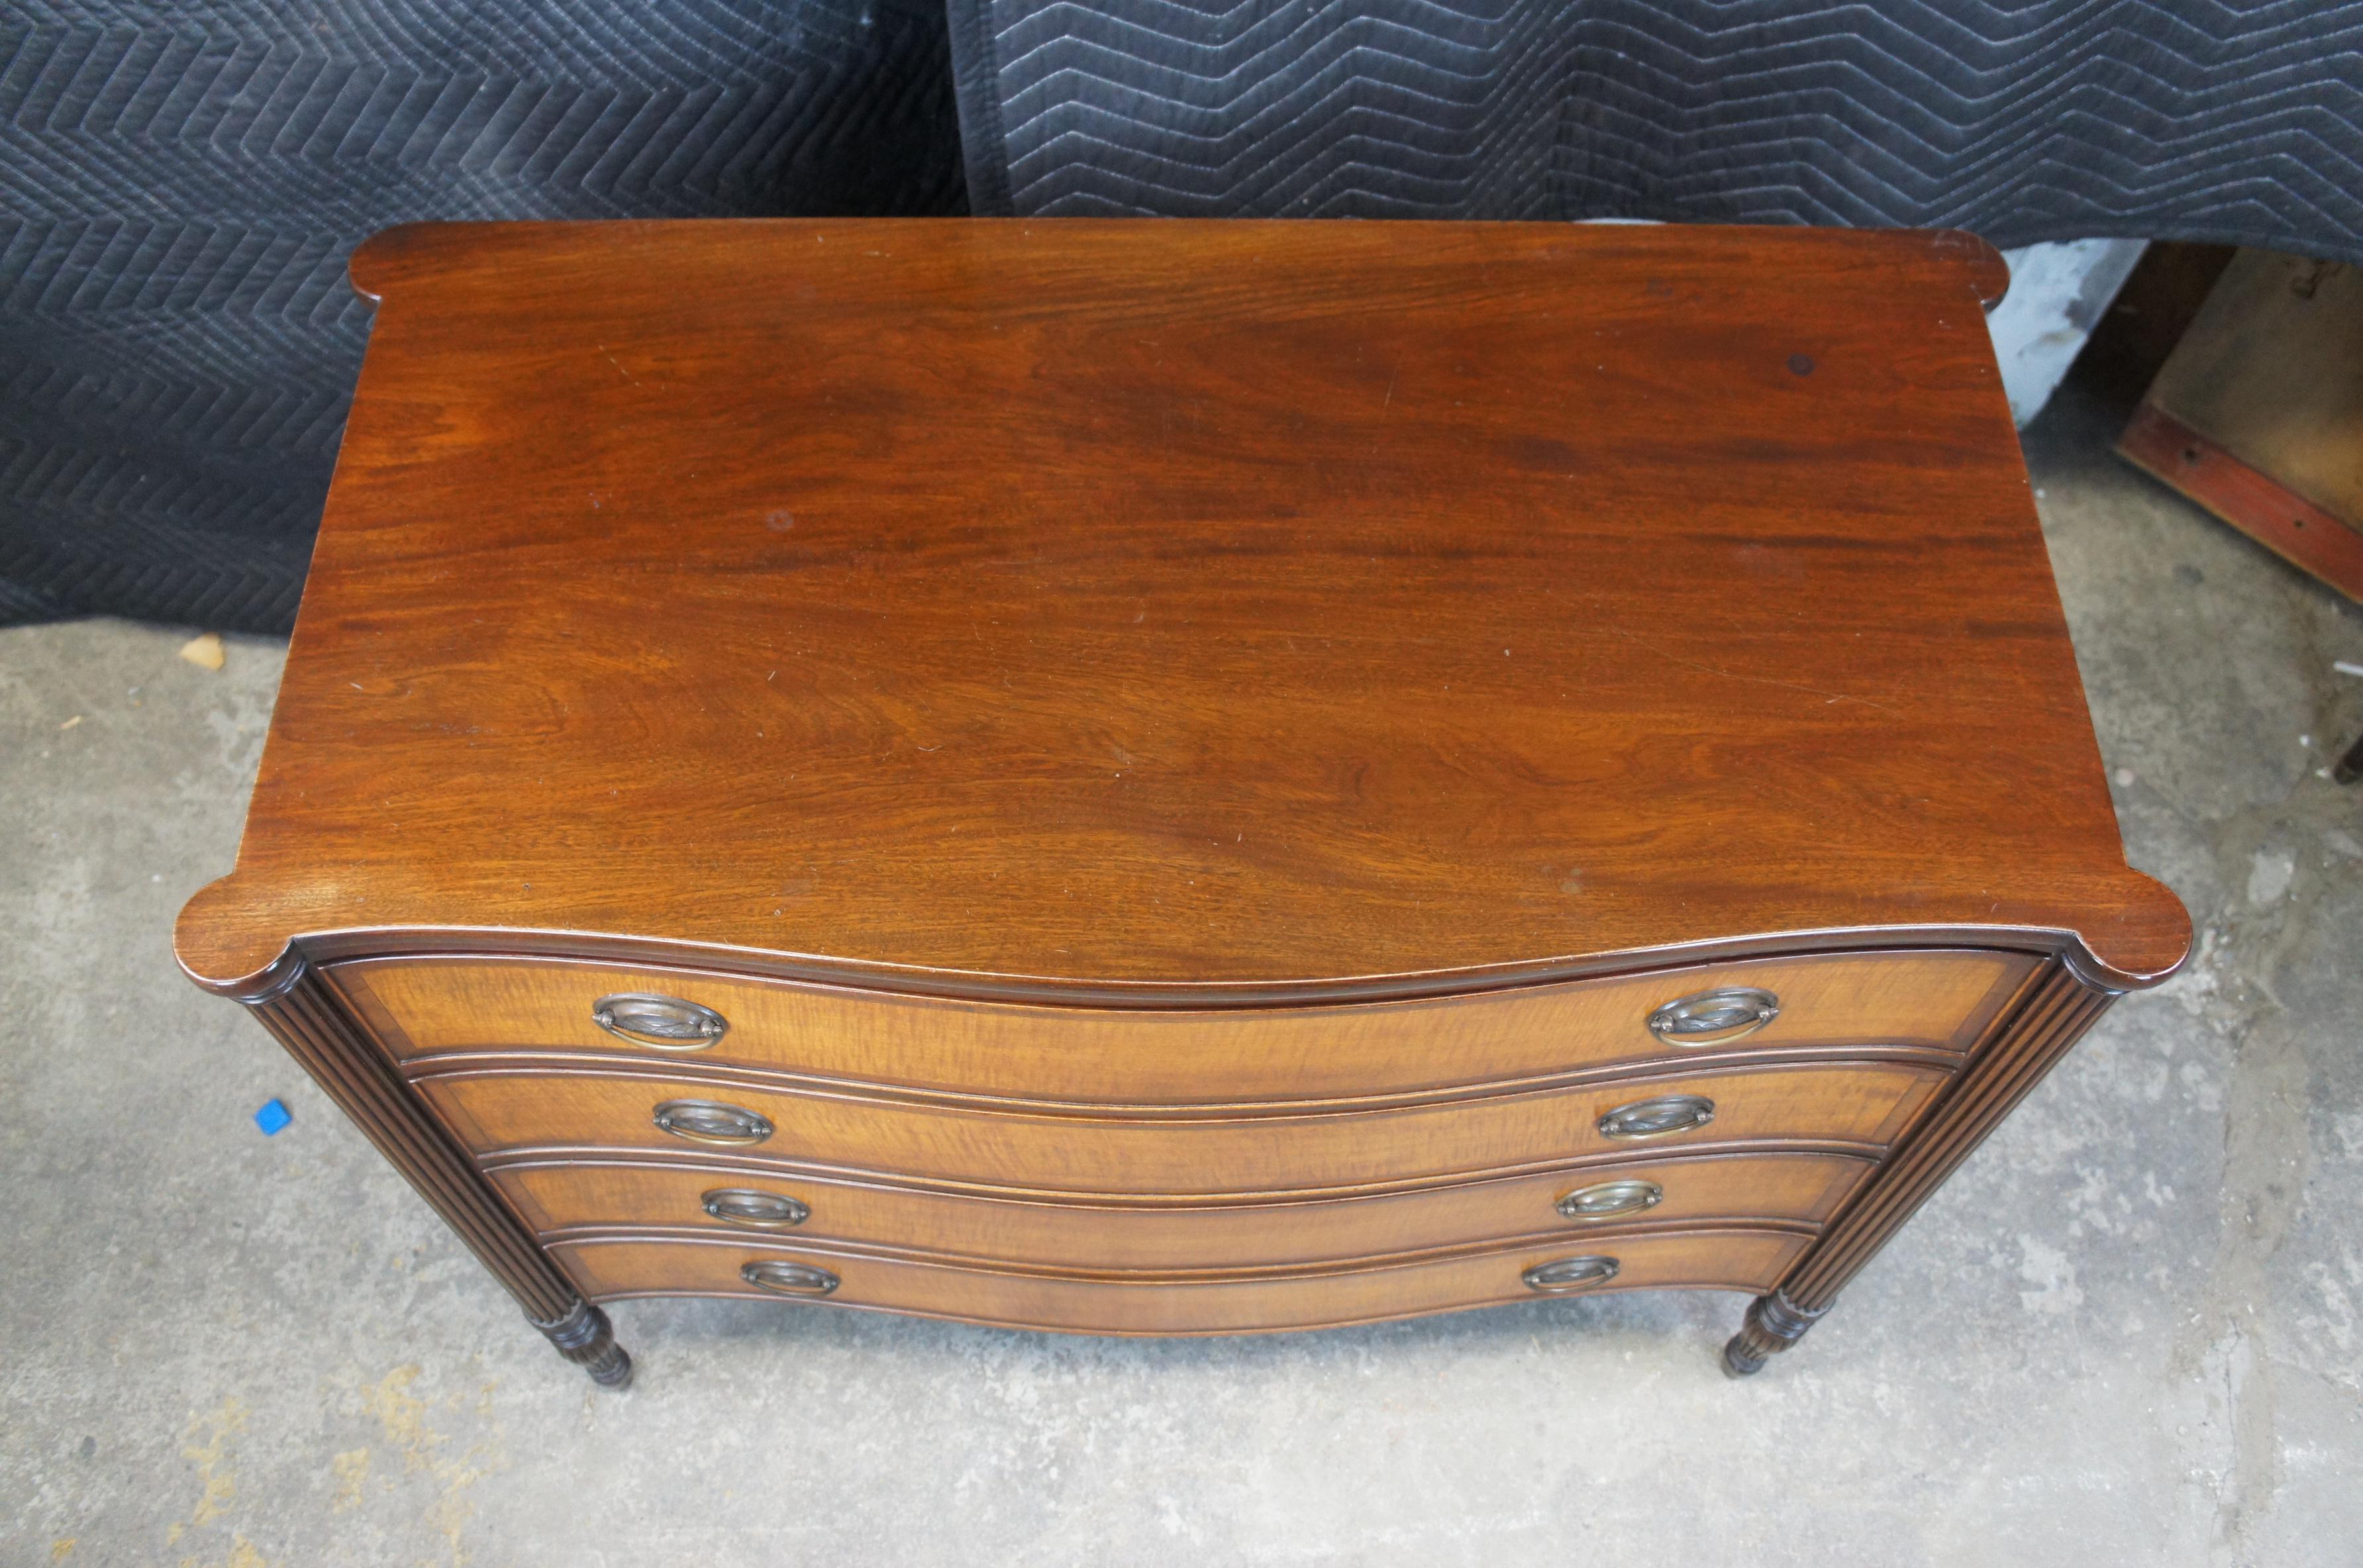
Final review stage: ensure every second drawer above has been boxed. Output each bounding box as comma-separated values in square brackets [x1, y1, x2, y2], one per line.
[489, 1148, 1874, 1270]
[423, 1061, 1946, 1197]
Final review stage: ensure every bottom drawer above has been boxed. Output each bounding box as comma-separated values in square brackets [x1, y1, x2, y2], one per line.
[550, 1228, 1812, 1336]
[494, 1150, 1870, 1271]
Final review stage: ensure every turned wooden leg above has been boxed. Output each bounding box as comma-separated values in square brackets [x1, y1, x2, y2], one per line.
[1721, 1289, 1829, 1377]
[530, 1300, 633, 1388]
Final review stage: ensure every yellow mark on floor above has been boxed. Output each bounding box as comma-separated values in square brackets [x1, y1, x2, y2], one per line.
[360, 1364, 506, 1566]
[164, 1398, 276, 1565]
[362, 1366, 438, 1472]
[181, 1396, 247, 1526]
[330, 1447, 370, 1511]
[177, 1533, 270, 1568]
[49, 1540, 75, 1561]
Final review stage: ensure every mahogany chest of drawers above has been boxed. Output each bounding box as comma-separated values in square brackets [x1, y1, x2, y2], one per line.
[177, 218, 2188, 1387]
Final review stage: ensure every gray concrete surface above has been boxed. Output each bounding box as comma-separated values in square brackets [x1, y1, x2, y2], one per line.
[4, 386, 2360, 1567]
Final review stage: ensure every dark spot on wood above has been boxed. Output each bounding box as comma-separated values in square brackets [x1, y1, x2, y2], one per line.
[1501, 435, 1584, 471]
[1787, 354, 1815, 377]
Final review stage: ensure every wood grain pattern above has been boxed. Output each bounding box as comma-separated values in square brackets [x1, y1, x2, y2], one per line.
[421, 1061, 1946, 1197]
[551, 1226, 1813, 1334]
[175, 218, 2186, 998]
[491, 1149, 1870, 1270]
[341, 948, 2033, 1102]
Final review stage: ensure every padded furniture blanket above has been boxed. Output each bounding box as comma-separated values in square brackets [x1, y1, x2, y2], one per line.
[9, 0, 2362, 628]
[946, 0, 2363, 248]
[2, 0, 962, 630]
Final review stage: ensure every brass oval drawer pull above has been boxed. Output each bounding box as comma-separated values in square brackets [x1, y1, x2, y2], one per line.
[652, 1099, 774, 1146]
[1523, 1255, 1621, 1292]
[701, 1188, 810, 1229]
[1597, 1093, 1715, 1140]
[1556, 1178, 1664, 1220]
[740, 1259, 840, 1296]
[1646, 987, 1779, 1047]
[593, 992, 729, 1050]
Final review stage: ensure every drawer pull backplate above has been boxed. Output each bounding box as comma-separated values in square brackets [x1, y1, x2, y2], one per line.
[652, 1099, 774, 1146]
[592, 992, 729, 1050]
[741, 1259, 840, 1296]
[1597, 1094, 1717, 1141]
[1556, 1179, 1665, 1220]
[1646, 987, 1780, 1047]
[1523, 1255, 1622, 1292]
[701, 1188, 810, 1229]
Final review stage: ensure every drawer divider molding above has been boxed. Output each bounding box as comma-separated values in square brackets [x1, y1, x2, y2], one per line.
[472, 1136, 1895, 1204]
[532, 1218, 1823, 1282]
[390, 1041, 1969, 1114]
[476, 1141, 1885, 1200]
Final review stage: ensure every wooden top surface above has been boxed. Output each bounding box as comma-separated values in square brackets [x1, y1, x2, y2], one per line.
[177, 219, 2187, 998]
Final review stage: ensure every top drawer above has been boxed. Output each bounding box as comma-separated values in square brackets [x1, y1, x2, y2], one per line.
[334, 948, 2034, 1106]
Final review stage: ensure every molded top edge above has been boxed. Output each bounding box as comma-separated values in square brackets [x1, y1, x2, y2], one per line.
[175, 906, 2183, 1008]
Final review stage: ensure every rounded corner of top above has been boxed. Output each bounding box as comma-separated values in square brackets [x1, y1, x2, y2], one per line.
[175, 876, 305, 1000]
[1926, 228, 2011, 311]
[347, 222, 460, 304]
[2066, 871, 2194, 993]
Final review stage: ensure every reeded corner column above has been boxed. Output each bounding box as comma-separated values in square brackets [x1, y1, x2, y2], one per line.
[203, 944, 634, 1389]
[1722, 956, 2119, 1377]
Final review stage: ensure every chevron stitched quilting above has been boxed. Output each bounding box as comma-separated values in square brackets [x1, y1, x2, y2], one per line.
[13, 1, 2360, 627]
[952, 0, 2363, 259]
[1, 1, 964, 630]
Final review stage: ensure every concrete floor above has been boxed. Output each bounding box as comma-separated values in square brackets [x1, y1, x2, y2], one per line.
[4, 386, 2360, 1567]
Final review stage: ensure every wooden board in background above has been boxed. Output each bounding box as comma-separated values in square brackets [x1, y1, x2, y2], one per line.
[2119, 250, 2363, 600]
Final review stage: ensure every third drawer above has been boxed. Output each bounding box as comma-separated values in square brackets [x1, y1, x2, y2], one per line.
[489, 1148, 1874, 1270]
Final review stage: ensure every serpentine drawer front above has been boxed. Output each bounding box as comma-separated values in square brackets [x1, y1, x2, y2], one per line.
[548, 1228, 1819, 1335]
[333, 948, 2036, 1098]
[416, 1061, 1947, 1195]
[489, 1150, 1878, 1271]
[174, 219, 2188, 1387]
